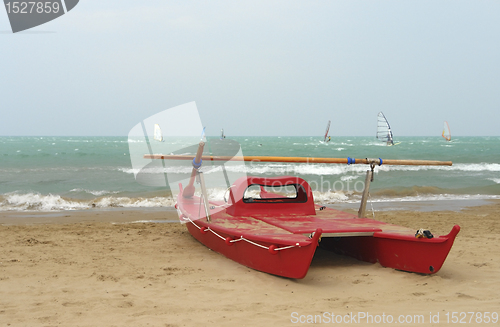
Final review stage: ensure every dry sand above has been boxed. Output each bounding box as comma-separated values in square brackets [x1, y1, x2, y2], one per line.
[1, 202, 499, 326]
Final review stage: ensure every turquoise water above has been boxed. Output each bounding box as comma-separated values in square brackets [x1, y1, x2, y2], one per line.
[1, 136, 499, 211]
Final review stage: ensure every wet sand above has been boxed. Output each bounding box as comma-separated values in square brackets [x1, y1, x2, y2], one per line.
[1, 201, 499, 326]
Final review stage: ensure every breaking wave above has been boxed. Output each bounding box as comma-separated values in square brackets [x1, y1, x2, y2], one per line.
[69, 188, 120, 196]
[1, 188, 499, 212]
[0, 192, 176, 211]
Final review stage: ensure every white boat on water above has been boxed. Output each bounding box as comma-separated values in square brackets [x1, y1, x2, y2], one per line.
[153, 124, 163, 142]
[323, 120, 331, 143]
[442, 121, 451, 141]
[376, 112, 398, 146]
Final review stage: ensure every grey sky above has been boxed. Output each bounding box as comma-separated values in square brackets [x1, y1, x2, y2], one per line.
[1, 1, 499, 136]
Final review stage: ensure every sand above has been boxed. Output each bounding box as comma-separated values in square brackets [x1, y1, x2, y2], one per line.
[1, 202, 499, 326]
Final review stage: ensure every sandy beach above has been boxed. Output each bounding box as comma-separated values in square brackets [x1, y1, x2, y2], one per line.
[1, 202, 499, 326]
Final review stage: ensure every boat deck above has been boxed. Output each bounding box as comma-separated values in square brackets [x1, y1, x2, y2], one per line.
[183, 202, 421, 245]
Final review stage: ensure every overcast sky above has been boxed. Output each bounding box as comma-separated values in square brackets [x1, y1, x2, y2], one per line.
[1, 1, 499, 136]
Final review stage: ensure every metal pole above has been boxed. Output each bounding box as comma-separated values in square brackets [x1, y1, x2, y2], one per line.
[197, 171, 211, 222]
[358, 165, 374, 218]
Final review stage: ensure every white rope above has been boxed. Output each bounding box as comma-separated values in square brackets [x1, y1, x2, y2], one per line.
[239, 237, 270, 250]
[210, 228, 227, 241]
[181, 214, 299, 252]
[275, 245, 296, 251]
[369, 192, 375, 219]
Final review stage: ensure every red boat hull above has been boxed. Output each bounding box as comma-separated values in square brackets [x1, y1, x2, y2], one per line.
[176, 176, 460, 279]
[185, 221, 320, 279]
[320, 225, 460, 274]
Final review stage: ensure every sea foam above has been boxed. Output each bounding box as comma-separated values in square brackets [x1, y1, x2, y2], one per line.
[0, 192, 176, 211]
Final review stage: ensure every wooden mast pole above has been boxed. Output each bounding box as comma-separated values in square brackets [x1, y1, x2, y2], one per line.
[182, 142, 205, 198]
[179, 141, 212, 222]
[145, 155, 452, 166]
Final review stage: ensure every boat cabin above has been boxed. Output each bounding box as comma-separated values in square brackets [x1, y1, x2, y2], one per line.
[226, 176, 316, 217]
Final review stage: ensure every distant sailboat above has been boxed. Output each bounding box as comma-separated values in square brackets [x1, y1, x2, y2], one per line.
[153, 124, 163, 142]
[220, 128, 226, 140]
[442, 121, 451, 141]
[376, 112, 397, 146]
[323, 120, 331, 143]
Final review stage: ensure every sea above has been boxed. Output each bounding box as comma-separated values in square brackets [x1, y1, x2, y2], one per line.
[1, 136, 499, 213]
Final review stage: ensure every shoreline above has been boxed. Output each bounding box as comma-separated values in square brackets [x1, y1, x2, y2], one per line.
[1, 201, 499, 326]
[0, 207, 179, 225]
[332, 197, 497, 212]
[0, 198, 497, 225]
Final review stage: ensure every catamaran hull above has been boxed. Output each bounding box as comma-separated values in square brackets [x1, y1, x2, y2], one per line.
[186, 221, 459, 277]
[320, 225, 460, 274]
[185, 221, 320, 279]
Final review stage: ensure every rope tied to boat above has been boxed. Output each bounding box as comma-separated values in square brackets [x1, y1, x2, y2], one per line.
[182, 215, 301, 253]
[368, 192, 375, 219]
[192, 157, 202, 169]
[369, 160, 376, 182]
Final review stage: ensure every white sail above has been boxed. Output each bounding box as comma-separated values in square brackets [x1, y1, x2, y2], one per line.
[442, 121, 451, 141]
[376, 112, 394, 146]
[324, 120, 331, 142]
[220, 128, 225, 139]
[153, 124, 163, 142]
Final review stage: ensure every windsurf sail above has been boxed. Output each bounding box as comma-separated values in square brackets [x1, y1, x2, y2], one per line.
[442, 121, 451, 141]
[153, 124, 163, 142]
[220, 128, 225, 139]
[376, 112, 394, 146]
[324, 120, 331, 142]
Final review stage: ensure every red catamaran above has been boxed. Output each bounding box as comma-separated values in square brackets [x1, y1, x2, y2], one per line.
[146, 145, 460, 279]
